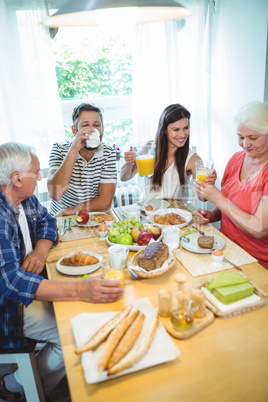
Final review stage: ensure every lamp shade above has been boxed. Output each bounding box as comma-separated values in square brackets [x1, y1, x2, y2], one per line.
[42, 0, 192, 27]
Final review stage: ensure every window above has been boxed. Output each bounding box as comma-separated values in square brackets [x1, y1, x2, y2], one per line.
[52, 25, 134, 151]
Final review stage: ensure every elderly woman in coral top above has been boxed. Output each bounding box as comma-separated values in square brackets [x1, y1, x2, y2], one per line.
[194, 101, 268, 268]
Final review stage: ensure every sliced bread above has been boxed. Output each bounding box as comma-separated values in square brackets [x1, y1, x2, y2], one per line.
[197, 235, 214, 249]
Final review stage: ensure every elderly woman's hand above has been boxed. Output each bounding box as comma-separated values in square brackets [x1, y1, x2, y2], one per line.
[206, 169, 217, 185]
[194, 208, 213, 224]
[193, 180, 222, 205]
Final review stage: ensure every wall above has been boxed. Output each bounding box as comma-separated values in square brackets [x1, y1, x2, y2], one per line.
[208, 0, 268, 182]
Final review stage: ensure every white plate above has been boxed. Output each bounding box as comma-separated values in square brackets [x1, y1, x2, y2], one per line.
[56, 251, 103, 275]
[181, 233, 225, 254]
[142, 199, 170, 215]
[106, 224, 163, 251]
[71, 298, 180, 384]
[148, 208, 192, 228]
[72, 212, 108, 227]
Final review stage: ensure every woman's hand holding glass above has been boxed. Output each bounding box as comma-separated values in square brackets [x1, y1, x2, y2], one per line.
[124, 146, 136, 164]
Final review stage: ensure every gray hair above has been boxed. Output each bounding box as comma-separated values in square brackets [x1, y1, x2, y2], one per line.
[0, 142, 37, 186]
[235, 101, 268, 135]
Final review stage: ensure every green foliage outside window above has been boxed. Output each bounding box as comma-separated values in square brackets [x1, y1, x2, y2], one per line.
[53, 27, 133, 151]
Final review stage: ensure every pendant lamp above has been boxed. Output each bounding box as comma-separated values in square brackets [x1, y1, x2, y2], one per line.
[42, 0, 192, 28]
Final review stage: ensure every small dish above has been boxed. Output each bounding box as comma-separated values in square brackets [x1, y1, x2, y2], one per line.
[56, 251, 103, 276]
[143, 199, 170, 215]
[212, 250, 224, 266]
[99, 230, 108, 239]
[105, 219, 114, 228]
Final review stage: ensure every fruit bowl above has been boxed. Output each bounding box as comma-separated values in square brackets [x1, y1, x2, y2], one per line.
[106, 224, 163, 251]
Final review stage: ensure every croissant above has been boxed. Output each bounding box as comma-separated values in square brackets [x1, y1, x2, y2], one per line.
[61, 251, 99, 266]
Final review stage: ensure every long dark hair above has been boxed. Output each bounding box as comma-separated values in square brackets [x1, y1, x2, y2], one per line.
[152, 104, 190, 191]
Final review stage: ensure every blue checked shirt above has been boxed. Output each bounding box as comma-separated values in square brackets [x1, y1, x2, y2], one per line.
[0, 189, 58, 348]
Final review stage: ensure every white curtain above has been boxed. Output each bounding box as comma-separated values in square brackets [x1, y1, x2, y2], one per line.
[132, 0, 210, 154]
[132, 19, 181, 143]
[0, 0, 65, 168]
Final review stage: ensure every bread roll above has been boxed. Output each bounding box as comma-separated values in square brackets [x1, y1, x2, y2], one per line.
[108, 313, 159, 375]
[75, 305, 132, 354]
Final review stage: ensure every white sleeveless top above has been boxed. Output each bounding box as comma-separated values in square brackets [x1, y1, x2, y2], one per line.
[145, 148, 195, 200]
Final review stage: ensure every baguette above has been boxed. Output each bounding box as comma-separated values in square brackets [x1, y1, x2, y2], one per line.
[98, 310, 140, 371]
[108, 312, 145, 369]
[108, 313, 159, 375]
[75, 305, 132, 354]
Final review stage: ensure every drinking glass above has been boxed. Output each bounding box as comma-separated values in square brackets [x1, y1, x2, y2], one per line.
[195, 160, 214, 182]
[133, 142, 155, 177]
[102, 258, 125, 287]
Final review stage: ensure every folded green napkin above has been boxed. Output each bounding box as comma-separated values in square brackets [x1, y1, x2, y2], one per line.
[206, 272, 254, 304]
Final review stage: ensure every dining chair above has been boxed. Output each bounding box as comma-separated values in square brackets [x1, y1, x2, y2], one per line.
[0, 338, 45, 402]
[116, 185, 144, 207]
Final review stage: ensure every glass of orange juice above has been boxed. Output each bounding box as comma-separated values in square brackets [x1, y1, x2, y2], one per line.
[102, 259, 125, 287]
[195, 160, 214, 182]
[134, 142, 155, 177]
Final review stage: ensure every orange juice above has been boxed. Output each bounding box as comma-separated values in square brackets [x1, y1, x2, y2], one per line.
[196, 169, 210, 182]
[105, 269, 125, 287]
[136, 155, 155, 176]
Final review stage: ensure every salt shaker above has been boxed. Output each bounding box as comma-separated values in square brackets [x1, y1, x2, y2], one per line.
[158, 289, 172, 317]
[191, 290, 206, 318]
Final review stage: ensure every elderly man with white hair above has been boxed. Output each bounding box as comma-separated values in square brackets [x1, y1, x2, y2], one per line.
[194, 101, 268, 268]
[0, 142, 124, 401]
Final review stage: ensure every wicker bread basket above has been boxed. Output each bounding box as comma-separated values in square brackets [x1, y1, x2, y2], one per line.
[128, 248, 175, 279]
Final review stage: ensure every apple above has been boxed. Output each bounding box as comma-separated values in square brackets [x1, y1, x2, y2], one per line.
[108, 228, 120, 243]
[131, 226, 144, 242]
[117, 233, 133, 245]
[137, 232, 154, 246]
[76, 210, 89, 224]
[146, 225, 162, 240]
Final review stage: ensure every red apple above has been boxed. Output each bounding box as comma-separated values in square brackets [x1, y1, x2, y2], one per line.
[76, 210, 89, 224]
[146, 225, 162, 240]
[131, 226, 144, 242]
[137, 232, 154, 246]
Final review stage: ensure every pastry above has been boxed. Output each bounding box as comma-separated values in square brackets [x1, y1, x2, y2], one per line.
[61, 251, 99, 266]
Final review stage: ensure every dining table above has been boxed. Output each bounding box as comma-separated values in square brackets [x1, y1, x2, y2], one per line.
[46, 201, 268, 402]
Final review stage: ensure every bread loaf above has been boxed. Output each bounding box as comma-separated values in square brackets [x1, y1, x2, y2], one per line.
[197, 236, 214, 249]
[138, 242, 169, 271]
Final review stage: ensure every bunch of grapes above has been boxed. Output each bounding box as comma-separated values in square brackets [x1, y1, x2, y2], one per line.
[112, 217, 143, 235]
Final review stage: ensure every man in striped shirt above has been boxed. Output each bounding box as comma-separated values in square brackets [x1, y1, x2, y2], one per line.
[48, 103, 117, 217]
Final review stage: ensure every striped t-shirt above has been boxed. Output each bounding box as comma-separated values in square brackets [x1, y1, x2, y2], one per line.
[49, 141, 117, 216]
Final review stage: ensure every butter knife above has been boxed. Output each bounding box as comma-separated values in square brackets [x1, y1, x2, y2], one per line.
[192, 224, 205, 236]
[223, 257, 243, 272]
[61, 218, 67, 236]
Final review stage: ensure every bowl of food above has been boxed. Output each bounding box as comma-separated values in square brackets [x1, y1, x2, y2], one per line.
[106, 218, 163, 251]
[148, 208, 192, 228]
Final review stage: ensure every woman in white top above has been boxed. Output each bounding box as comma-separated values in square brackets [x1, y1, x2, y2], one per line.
[120, 104, 216, 202]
